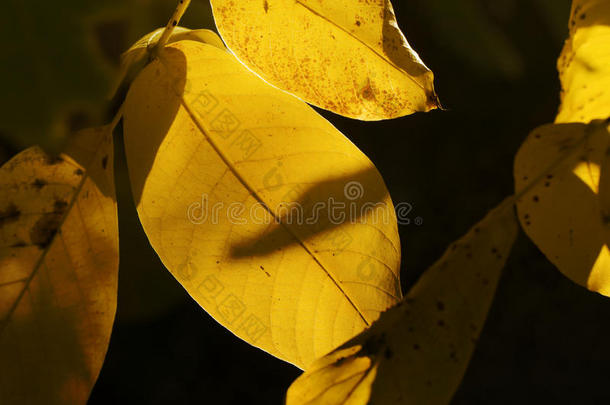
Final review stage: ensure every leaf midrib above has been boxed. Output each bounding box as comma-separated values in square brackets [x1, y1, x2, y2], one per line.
[294, 0, 426, 92]
[172, 63, 371, 328]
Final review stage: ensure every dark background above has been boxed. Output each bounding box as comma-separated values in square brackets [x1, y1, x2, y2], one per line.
[2, 0, 609, 404]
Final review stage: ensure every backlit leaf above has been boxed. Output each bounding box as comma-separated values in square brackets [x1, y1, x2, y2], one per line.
[209, 0, 440, 120]
[112, 27, 226, 101]
[515, 121, 610, 296]
[287, 199, 518, 405]
[123, 39, 402, 369]
[556, 0, 610, 123]
[0, 126, 118, 404]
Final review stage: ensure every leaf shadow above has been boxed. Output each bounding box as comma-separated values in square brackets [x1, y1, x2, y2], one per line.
[230, 166, 392, 258]
[122, 47, 186, 207]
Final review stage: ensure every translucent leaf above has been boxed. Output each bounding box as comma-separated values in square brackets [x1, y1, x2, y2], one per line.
[209, 0, 440, 120]
[515, 121, 610, 296]
[0, 126, 119, 404]
[556, 0, 610, 123]
[287, 199, 518, 405]
[123, 39, 402, 369]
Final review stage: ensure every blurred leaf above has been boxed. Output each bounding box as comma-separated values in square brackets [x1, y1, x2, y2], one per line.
[286, 199, 518, 405]
[0, 0, 215, 152]
[0, 126, 118, 404]
[515, 121, 610, 296]
[123, 38, 402, 369]
[210, 0, 439, 120]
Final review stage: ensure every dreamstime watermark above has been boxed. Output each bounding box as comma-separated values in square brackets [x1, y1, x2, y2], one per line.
[187, 181, 422, 227]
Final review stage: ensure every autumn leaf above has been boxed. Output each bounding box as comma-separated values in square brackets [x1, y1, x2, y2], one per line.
[286, 199, 518, 405]
[123, 38, 402, 369]
[514, 0, 610, 296]
[112, 26, 226, 101]
[209, 0, 439, 120]
[515, 121, 610, 296]
[556, 0, 610, 123]
[0, 126, 118, 404]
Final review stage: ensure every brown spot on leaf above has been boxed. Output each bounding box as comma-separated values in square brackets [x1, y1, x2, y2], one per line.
[101, 155, 109, 170]
[33, 178, 47, 190]
[45, 154, 64, 165]
[29, 199, 69, 248]
[361, 81, 374, 100]
[263, 0, 269, 13]
[0, 204, 21, 228]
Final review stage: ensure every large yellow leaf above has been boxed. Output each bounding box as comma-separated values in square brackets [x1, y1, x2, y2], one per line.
[514, 121, 610, 296]
[209, 0, 439, 120]
[286, 199, 518, 405]
[556, 0, 610, 123]
[0, 126, 118, 404]
[123, 39, 402, 369]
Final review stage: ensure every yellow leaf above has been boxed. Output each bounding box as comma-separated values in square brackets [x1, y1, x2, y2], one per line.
[123, 40, 402, 369]
[514, 121, 610, 296]
[0, 126, 118, 404]
[556, 0, 610, 123]
[111, 27, 226, 100]
[286, 199, 518, 405]
[209, 0, 439, 120]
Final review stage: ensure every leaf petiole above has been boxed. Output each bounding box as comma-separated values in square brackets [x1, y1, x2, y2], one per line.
[151, 0, 192, 57]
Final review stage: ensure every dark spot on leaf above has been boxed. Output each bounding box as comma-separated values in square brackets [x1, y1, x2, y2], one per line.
[533, 195, 539, 202]
[54, 199, 68, 213]
[362, 81, 374, 100]
[10, 240, 27, 248]
[30, 213, 62, 248]
[413, 343, 420, 350]
[263, 0, 269, 13]
[450, 351, 458, 362]
[356, 20, 361, 26]
[29, 199, 69, 248]
[45, 154, 64, 165]
[436, 301, 445, 311]
[33, 178, 47, 189]
[102, 155, 109, 170]
[74, 168, 84, 176]
[0, 204, 21, 228]
[334, 355, 349, 367]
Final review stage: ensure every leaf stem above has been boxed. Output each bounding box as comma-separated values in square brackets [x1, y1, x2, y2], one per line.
[153, 0, 192, 55]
